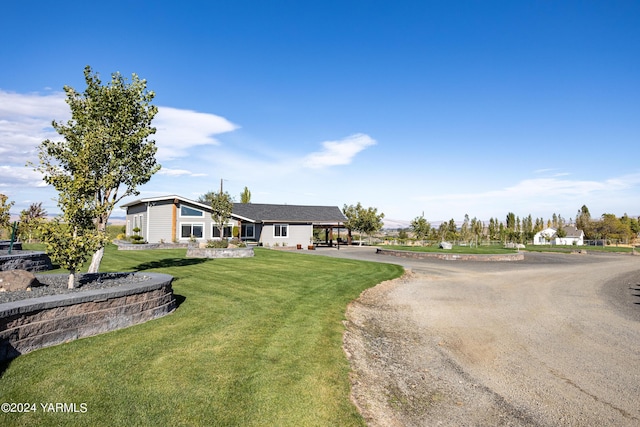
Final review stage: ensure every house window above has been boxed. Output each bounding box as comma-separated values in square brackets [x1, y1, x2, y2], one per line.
[212, 225, 233, 238]
[181, 223, 204, 239]
[274, 224, 288, 238]
[180, 205, 204, 217]
[241, 224, 255, 239]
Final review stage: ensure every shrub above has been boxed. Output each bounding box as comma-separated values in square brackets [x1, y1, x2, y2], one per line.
[206, 239, 229, 248]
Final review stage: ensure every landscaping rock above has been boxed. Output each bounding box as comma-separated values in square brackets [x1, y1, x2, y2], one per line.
[439, 241, 453, 250]
[0, 270, 41, 292]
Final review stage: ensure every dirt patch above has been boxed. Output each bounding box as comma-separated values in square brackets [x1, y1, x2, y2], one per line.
[344, 253, 640, 426]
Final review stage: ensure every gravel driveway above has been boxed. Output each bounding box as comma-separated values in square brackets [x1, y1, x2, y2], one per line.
[316, 247, 640, 426]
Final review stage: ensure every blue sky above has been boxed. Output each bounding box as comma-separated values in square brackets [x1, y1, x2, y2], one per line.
[1, 1, 639, 225]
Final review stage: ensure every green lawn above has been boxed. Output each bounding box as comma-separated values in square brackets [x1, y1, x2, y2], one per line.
[381, 244, 636, 254]
[380, 244, 517, 254]
[522, 244, 635, 253]
[1, 245, 403, 426]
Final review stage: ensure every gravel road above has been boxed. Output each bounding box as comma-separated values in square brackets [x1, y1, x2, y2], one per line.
[319, 248, 640, 426]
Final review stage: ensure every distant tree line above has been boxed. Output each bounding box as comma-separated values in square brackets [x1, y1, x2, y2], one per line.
[405, 205, 639, 245]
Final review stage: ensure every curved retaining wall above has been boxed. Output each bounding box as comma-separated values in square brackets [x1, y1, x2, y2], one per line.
[186, 247, 254, 258]
[0, 272, 176, 361]
[376, 248, 524, 261]
[0, 251, 53, 272]
[0, 241, 23, 251]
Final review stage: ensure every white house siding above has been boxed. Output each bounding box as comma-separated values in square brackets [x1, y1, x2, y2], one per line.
[126, 204, 147, 239]
[259, 223, 313, 247]
[147, 200, 175, 243]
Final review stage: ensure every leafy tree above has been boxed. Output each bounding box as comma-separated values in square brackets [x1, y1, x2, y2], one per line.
[437, 222, 448, 241]
[488, 218, 499, 241]
[40, 219, 105, 289]
[342, 203, 384, 245]
[460, 214, 471, 243]
[18, 202, 47, 242]
[446, 218, 458, 241]
[357, 205, 385, 245]
[410, 215, 431, 242]
[240, 186, 251, 204]
[576, 205, 592, 236]
[471, 217, 484, 246]
[211, 191, 234, 240]
[506, 212, 516, 231]
[198, 191, 217, 205]
[33, 66, 160, 273]
[0, 194, 14, 238]
[556, 226, 567, 239]
[342, 203, 361, 244]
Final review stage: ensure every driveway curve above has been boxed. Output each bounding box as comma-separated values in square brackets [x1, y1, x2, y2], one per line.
[315, 247, 640, 426]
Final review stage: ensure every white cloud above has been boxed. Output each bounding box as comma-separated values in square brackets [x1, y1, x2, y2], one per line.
[303, 133, 376, 169]
[157, 168, 207, 177]
[0, 90, 68, 167]
[0, 166, 47, 188]
[413, 173, 640, 219]
[153, 107, 238, 161]
[0, 91, 238, 189]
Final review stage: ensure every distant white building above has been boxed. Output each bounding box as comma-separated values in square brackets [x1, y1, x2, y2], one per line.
[533, 225, 584, 246]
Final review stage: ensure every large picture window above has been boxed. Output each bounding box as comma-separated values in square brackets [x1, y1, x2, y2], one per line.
[274, 224, 288, 238]
[181, 223, 204, 239]
[180, 205, 204, 217]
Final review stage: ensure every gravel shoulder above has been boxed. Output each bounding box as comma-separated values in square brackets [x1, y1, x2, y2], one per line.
[339, 249, 640, 426]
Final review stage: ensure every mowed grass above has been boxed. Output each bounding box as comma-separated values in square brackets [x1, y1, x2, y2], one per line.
[1, 245, 403, 426]
[380, 244, 517, 254]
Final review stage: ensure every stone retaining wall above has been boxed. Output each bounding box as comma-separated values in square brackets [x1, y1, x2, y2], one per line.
[186, 247, 254, 258]
[0, 272, 176, 361]
[0, 251, 53, 272]
[0, 241, 23, 251]
[376, 248, 524, 261]
[113, 240, 189, 250]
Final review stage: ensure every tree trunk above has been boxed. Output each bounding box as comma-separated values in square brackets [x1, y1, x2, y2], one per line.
[87, 246, 104, 273]
[68, 271, 76, 289]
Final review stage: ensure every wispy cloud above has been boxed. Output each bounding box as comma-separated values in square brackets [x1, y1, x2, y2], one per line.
[0, 166, 48, 188]
[0, 91, 238, 187]
[413, 173, 640, 219]
[303, 133, 376, 169]
[153, 107, 238, 161]
[157, 168, 208, 177]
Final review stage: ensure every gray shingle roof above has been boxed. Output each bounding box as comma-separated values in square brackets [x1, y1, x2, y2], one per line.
[232, 203, 346, 223]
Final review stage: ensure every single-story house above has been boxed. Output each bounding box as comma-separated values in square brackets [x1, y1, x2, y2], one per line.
[532, 225, 584, 246]
[120, 195, 347, 247]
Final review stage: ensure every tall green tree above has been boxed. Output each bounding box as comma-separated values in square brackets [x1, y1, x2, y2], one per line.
[18, 202, 47, 242]
[410, 214, 431, 243]
[460, 214, 471, 243]
[240, 186, 251, 204]
[342, 203, 384, 245]
[198, 191, 217, 205]
[211, 191, 234, 240]
[342, 203, 361, 245]
[359, 206, 385, 244]
[0, 194, 14, 238]
[33, 66, 160, 273]
[471, 217, 484, 246]
[39, 218, 105, 289]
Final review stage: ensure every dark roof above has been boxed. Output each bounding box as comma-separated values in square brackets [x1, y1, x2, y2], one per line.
[561, 225, 583, 238]
[232, 203, 346, 223]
